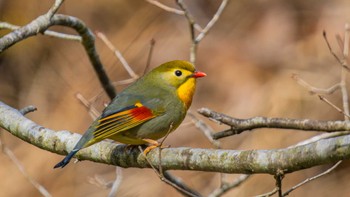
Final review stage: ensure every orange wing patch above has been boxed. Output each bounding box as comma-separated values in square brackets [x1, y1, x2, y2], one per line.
[93, 102, 155, 140]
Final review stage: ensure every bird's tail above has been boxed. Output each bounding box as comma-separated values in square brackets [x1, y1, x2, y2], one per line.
[53, 149, 79, 168]
[53, 118, 98, 168]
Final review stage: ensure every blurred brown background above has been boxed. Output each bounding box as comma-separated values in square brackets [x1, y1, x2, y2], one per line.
[1, 0, 350, 196]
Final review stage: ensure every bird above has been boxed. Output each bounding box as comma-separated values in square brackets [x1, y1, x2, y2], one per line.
[54, 60, 206, 168]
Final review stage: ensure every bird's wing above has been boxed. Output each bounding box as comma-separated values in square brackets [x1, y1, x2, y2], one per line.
[93, 102, 157, 140]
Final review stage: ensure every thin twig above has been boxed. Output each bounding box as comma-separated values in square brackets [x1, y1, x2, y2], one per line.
[292, 74, 350, 118]
[138, 124, 201, 197]
[195, 0, 229, 43]
[292, 73, 350, 119]
[111, 78, 138, 86]
[340, 24, 350, 120]
[84, 77, 137, 107]
[19, 106, 37, 115]
[143, 39, 156, 75]
[108, 167, 123, 197]
[138, 146, 200, 197]
[146, 0, 185, 15]
[158, 123, 173, 176]
[208, 174, 251, 197]
[75, 93, 100, 119]
[255, 188, 279, 197]
[290, 131, 350, 148]
[47, 0, 65, 17]
[336, 34, 344, 52]
[188, 112, 221, 148]
[282, 161, 342, 196]
[89, 175, 114, 189]
[323, 31, 350, 71]
[175, 0, 228, 64]
[318, 95, 350, 119]
[292, 74, 340, 95]
[176, 0, 196, 41]
[96, 32, 138, 79]
[164, 172, 202, 197]
[1, 142, 52, 197]
[176, 0, 197, 63]
[343, 24, 350, 59]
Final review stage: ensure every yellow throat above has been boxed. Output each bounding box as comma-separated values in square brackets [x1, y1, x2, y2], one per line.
[177, 78, 196, 109]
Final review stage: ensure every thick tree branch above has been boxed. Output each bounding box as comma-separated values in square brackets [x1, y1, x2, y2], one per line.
[198, 108, 350, 140]
[1, 101, 349, 174]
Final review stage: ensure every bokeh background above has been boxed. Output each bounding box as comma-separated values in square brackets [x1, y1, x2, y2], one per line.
[1, 0, 350, 196]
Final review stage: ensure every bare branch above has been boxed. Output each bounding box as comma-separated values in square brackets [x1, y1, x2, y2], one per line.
[340, 24, 350, 120]
[139, 146, 200, 197]
[108, 167, 123, 197]
[19, 105, 37, 115]
[343, 24, 350, 58]
[163, 172, 203, 197]
[195, 0, 229, 43]
[198, 108, 350, 140]
[290, 131, 350, 148]
[144, 39, 156, 75]
[318, 95, 350, 119]
[75, 93, 100, 120]
[255, 188, 279, 197]
[97, 32, 138, 79]
[146, 0, 185, 15]
[176, 0, 197, 63]
[188, 112, 221, 148]
[176, 0, 196, 41]
[139, 124, 202, 197]
[47, 0, 65, 17]
[282, 161, 342, 196]
[1, 140, 51, 197]
[292, 74, 340, 95]
[323, 31, 350, 71]
[208, 174, 250, 197]
[175, 0, 228, 64]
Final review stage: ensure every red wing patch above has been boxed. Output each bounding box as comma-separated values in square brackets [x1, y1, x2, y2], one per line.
[93, 102, 156, 140]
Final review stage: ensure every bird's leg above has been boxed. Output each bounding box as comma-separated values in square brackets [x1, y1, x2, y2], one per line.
[142, 139, 160, 154]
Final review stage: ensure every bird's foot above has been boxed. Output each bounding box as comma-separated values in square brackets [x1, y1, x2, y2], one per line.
[142, 139, 169, 155]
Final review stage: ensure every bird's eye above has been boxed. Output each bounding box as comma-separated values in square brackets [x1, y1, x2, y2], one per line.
[175, 70, 182, 77]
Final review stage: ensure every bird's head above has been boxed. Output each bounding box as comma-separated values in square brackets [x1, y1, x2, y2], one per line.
[148, 60, 206, 108]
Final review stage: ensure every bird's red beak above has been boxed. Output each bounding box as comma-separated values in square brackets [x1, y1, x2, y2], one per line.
[192, 71, 207, 78]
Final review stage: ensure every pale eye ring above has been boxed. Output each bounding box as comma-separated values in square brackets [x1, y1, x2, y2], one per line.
[175, 70, 182, 77]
